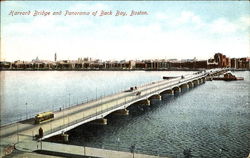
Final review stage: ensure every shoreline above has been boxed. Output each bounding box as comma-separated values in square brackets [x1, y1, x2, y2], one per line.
[0, 68, 249, 72]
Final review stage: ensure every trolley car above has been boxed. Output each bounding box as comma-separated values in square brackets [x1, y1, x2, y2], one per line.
[35, 112, 54, 124]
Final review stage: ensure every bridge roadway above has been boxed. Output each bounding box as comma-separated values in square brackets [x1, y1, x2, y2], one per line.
[0, 69, 226, 145]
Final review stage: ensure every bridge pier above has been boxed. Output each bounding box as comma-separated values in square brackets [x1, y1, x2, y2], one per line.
[135, 99, 150, 106]
[198, 78, 205, 84]
[206, 75, 213, 81]
[187, 82, 194, 88]
[202, 77, 206, 83]
[61, 133, 69, 142]
[112, 109, 129, 116]
[180, 84, 189, 92]
[90, 118, 107, 125]
[193, 80, 199, 86]
[149, 94, 162, 100]
[45, 133, 69, 143]
[149, 94, 162, 104]
[173, 87, 181, 94]
[162, 89, 174, 95]
[160, 90, 174, 99]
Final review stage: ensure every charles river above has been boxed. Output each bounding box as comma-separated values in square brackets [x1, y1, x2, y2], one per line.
[1, 71, 249, 158]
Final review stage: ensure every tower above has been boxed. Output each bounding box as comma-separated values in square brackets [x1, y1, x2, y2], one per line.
[54, 53, 57, 62]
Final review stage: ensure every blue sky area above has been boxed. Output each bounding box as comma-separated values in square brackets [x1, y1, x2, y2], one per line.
[1, 1, 249, 61]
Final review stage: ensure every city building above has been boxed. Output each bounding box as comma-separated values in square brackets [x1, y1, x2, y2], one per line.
[0, 53, 249, 70]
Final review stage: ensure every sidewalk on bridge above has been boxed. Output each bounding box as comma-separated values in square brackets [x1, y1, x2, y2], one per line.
[14, 140, 168, 158]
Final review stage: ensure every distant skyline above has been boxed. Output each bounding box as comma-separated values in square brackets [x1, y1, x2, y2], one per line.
[1, 1, 249, 62]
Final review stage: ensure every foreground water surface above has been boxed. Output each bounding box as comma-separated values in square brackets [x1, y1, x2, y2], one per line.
[1, 71, 249, 158]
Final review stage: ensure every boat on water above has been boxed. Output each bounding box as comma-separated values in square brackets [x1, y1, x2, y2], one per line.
[163, 76, 178, 80]
[213, 71, 244, 81]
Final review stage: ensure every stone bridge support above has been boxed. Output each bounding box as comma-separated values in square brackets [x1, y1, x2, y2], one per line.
[135, 99, 150, 106]
[193, 80, 199, 86]
[201, 77, 206, 83]
[161, 89, 174, 95]
[149, 94, 162, 101]
[198, 78, 205, 84]
[47, 133, 69, 143]
[61, 133, 69, 142]
[149, 94, 162, 104]
[187, 82, 194, 88]
[180, 84, 189, 92]
[90, 118, 107, 125]
[198, 79, 202, 84]
[180, 83, 189, 89]
[206, 75, 213, 81]
[173, 87, 181, 93]
[160, 90, 174, 99]
[113, 109, 129, 116]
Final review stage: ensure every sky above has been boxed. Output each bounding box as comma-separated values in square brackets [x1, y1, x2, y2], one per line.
[1, 1, 249, 61]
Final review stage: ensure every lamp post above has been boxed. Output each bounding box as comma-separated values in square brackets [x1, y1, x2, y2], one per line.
[69, 93, 70, 107]
[68, 93, 70, 126]
[25, 102, 28, 119]
[16, 119, 19, 143]
[130, 144, 135, 158]
[63, 101, 65, 126]
[96, 87, 97, 100]
[117, 137, 120, 151]
[219, 148, 222, 158]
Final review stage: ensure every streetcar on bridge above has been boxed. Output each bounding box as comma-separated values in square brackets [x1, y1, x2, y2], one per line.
[34, 112, 54, 124]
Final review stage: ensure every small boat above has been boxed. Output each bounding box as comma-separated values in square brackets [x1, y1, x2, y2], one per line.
[163, 76, 178, 80]
[213, 71, 244, 81]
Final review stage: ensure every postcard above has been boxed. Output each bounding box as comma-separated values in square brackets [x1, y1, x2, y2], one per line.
[0, 1, 249, 158]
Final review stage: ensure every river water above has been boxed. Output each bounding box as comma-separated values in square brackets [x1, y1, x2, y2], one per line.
[0, 71, 249, 158]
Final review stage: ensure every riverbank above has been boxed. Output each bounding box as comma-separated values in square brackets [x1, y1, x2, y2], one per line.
[0, 68, 249, 71]
[0, 68, 203, 71]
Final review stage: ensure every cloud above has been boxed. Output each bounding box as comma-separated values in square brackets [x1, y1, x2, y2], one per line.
[1, 3, 250, 61]
[209, 18, 238, 34]
[207, 15, 250, 35]
[238, 16, 250, 32]
[175, 11, 204, 28]
[169, 11, 249, 36]
[2, 1, 27, 9]
[68, 3, 110, 11]
[155, 12, 169, 20]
